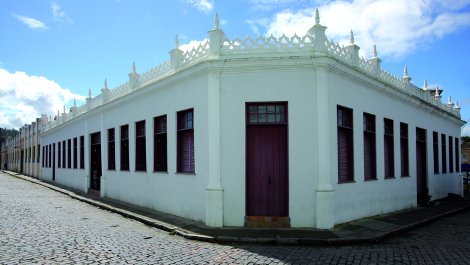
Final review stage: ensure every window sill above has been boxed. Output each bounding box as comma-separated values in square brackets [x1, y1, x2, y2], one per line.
[364, 178, 377, 181]
[384, 176, 395, 179]
[120, 170, 130, 172]
[108, 169, 116, 171]
[401, 175, 410, 178]
[135, 170, 147, 173]
[175, 172, 196, 176]
[153, 171, 168, 174]
[338, 180, 355, 184]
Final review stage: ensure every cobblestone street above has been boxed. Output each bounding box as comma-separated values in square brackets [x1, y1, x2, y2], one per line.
[1, 172, 470, 264]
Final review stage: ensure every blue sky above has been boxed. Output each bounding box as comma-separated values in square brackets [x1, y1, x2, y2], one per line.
[1, 0, 470, 135]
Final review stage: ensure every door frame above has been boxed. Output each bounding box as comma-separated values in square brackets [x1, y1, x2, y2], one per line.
[89, 132, 102, 191]
[245, 101, 289, 217]
[416, 127, 428, 205]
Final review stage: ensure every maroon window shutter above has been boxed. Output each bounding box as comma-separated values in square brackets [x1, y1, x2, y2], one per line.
[364, 134, 371, 179]
[338, 127, 353, 182]
[177, 109, 195, 173]
[384, 118, 394, 178]
[180, 130, 194, 173]
[337, 106, 353, 183]
[456, 138, 460, 172]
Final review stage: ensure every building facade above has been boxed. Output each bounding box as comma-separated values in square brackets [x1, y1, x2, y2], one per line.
[5, 117, 45, 177]
[39, 12, 464, 229]
[462, 141, 470, 172]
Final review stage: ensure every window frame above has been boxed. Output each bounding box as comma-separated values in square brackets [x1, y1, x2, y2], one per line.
[400, 123, 409, 177]
[80, 136, 85, 169]
[120, 124, 130, 171]
[73, 137, 78, 169]
[67, 139, 72, 169]
[449, 135, 453, 173]
[108, 128, 116, 170]
[154, 115, 168, 172]
[58, 142, 61, 168]
[456, 138, 460, 172]
[62, 140, 66, 169]
[383, 118, 395, 179]
[42, 145, 45, 167]
[432, 132, 439, 174]
[135, 120, 147, 172]
[363, 112, 376, 181]
[48, 144, 51, 168]
[441, 134, 447, 173]
[337, 105, 354, 183]
[177, 108, 195, 174]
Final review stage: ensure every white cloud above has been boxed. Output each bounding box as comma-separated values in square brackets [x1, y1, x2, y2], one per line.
[249, 0, 309, 11]
[184, 0, 213, 13]
[13, 14, 48, 30]
[246, 18, 269, 35]
[51, 1, 73, 24]
[179, 39, 208, 52]
[0, 69, 85, 129]
[259, 0, 470, 59]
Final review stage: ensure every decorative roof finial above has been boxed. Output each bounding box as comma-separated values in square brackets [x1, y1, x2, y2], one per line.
[455, 100, 460, 110]
[423, 80, 428, 91]
[350, 30, 354, 44]
[57, 110, 60, 117]
[315, 8, 320, 25]
[63, 105, 66, 114]
[448, 96, 452, 105]
[88, 88, 92, 98]
[132, 62, 136, 74]
[175, 34, 180, 49]
[104, 78, 108, 90]
[404, 65, 409, 77]
[214, 12, 219, 30]
[74, 98, 76, 108]
[434, 86, 441, 100]
[372, 44, 377, 58]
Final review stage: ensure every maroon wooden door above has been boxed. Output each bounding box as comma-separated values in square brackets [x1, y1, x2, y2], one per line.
[246, 103, 288, 217]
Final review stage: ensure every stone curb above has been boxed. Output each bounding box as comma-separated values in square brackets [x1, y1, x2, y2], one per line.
[4, 171, 470, 246]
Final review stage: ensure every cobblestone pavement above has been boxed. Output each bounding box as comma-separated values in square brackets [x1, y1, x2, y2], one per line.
[1, 172, 470, 264]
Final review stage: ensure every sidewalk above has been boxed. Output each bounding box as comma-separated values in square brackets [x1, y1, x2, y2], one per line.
[4, 170, 470, 245]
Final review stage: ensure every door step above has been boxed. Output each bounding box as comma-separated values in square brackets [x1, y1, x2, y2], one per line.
[88, 188, 100, 197]
[245, 216, 291, 228]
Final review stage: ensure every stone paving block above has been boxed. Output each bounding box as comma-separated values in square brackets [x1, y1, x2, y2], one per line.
[2, 171, 470, 264]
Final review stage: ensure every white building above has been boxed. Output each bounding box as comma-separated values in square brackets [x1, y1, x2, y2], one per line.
[5, 118, 45, 177]
[40, 12, 464, 229]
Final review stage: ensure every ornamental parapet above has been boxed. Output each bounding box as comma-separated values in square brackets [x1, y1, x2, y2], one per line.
[43, 10, 462, 133]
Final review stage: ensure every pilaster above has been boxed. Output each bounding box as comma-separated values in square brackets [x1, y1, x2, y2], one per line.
[205, 70, 223, 227]
[315, 65, 335, 229]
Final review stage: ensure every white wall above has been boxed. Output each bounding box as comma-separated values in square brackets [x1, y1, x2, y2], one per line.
[220, 63, 318, 227]
[329, 65, 462, 224]
[40, 54, 463, 228]
[41, 68, 210, 223]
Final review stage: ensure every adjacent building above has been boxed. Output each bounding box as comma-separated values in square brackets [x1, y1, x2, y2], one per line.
[462, 141, 470, 172]
[5, 117, 45, 177]
[32, 12, 468, 228]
